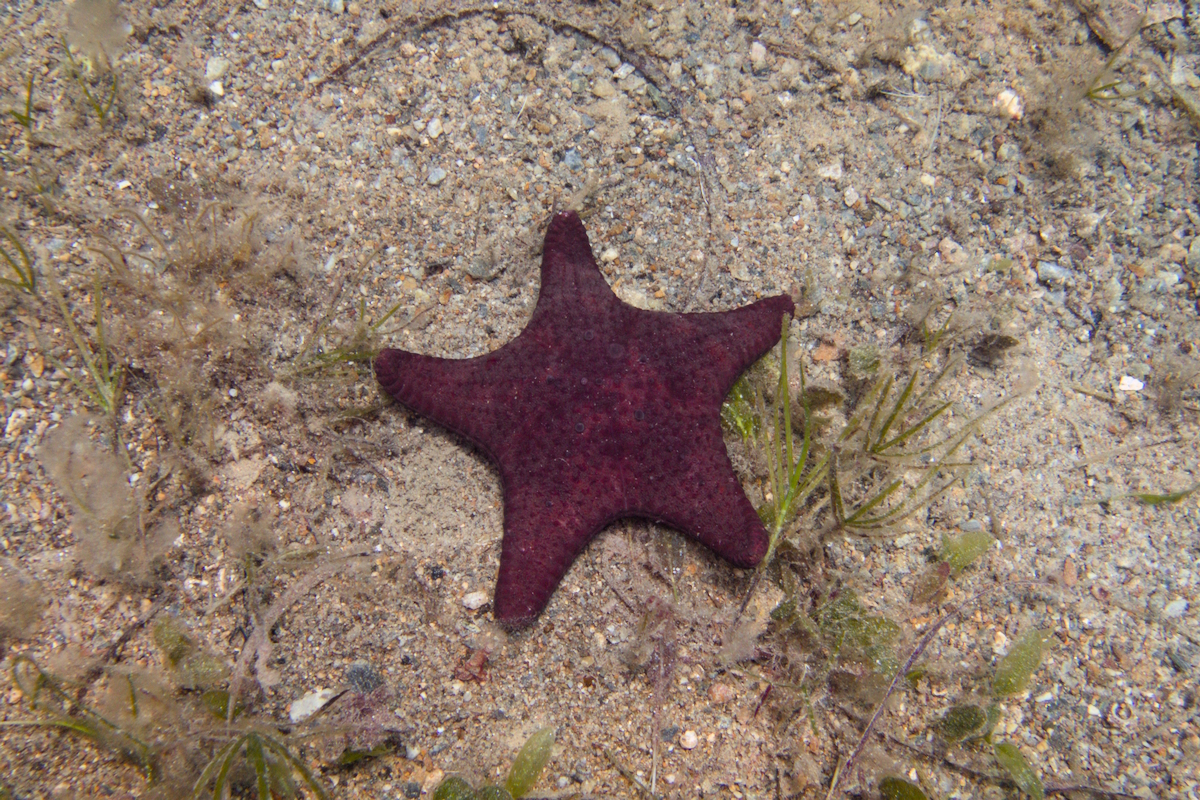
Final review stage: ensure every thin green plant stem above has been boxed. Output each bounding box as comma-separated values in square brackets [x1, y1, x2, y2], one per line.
[8, 655, 156, 778]
[44, 270, 125, 415]
[7, 72, 34, 131]
[0, 224, 36, 294]
[62, 37, 119, 124]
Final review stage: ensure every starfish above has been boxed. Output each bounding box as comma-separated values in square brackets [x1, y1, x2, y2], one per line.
[376, 211, 794, 626]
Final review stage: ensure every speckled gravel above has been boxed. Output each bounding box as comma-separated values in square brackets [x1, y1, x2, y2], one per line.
[1, 1, 1198, 798]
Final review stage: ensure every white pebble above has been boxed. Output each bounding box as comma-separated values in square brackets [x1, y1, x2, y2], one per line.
[205, 57, 230, 81]
[426, 117, 443, 139]
[750, 41, 767, 70]
[462, 591, 489, 610]
[289, 688, 336, 722]
[994, 89, 1024, 120]
[1163, 599, 1188, 618]
[1117, 376, 1144, 392]
[679, 730, 699, 750]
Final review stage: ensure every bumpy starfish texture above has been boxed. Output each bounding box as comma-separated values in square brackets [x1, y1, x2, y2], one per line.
[376, 211, 794, 626]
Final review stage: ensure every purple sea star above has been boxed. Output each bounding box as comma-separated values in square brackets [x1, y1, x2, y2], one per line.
[376, 211, 794, 625]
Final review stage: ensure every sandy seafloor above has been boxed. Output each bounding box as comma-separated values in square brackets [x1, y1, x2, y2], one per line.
[1, 0, 1198, 798]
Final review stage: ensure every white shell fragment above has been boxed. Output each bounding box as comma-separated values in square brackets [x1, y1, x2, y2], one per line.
[1117, 376, 1144, 392]
[289, 688, 337, 723]
[679, 730, 699, 750]
[994, 89, 1024, 120]
[462, 590, 489, 610]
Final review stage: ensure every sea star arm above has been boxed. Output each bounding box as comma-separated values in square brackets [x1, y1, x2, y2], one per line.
[633, 416, 769, 567]
[683, 294, 796, 395]
[374, 349, 500, 450]
[490, 469, 611, 625]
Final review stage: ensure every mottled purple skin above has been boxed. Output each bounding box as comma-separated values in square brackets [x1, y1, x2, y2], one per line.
[376, 211, 794, 626]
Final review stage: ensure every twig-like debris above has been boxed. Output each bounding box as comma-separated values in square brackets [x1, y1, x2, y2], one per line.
[836, 703, 1139, 799]
[78, 594, 172, 694]
[829, 585, 997, 795]
[226, 549, 369, 721]
[603, 746, 661, 800]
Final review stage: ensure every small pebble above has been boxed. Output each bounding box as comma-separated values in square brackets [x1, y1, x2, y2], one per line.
[1117, 376, 1144, 392]
[591, 79, 617, 99]
[462, 590, 488, 610]
[708, 682, 736, 704]
[1037, 260, 1072, 286]
[427, 167, 447, 186]
[843, 187, 860, 207]
[1163, 599, 1188, 618]
[994, 89, 1024, 119]
[426, 117, 443, 139]
[205, 57, 230, 81]
[680, 730, 699, 749]
[289, 688, 336, 722]
[750, 41, 767, 72]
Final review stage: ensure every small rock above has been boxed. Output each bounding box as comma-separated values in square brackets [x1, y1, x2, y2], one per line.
[426, 117, 443, 139]
[993, 89, 1024, 119]
[1062, 558, 1077, 587]
[600, 247, 619, 263]
[1117, 376, 1144, 392]
[938, 237, 965, 264]
[1036, 260, 1072, 286]
[816, 160, 843, 181]
[1159, 242, 1187, 264]
[427, 167, 447, 186]
[289, 688, 337, 722]
[843, 187, 860, 207]
[1163, 599, 1189, 618]
[614, 63, 635, 80]
[205, 57, 230, 82]
[563, 148, 583, 171]
[599, 47, 621, 69]
[997, 141, 1021, 162]
[462, 590, 489, 610]
[679, 730, 699, 749]
[591, 79, 617, 99]
[328, 0, 344, 12]
[252, 0, 269, 8]
[400, 41, 417, 58]
[750, 41, 767, 72]
[708, 683, 736, 704]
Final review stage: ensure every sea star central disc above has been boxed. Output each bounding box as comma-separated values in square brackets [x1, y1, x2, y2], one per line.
[376, 211, 794, 625]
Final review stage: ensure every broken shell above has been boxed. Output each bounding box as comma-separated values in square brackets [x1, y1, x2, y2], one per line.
[993, 89, 1024, 120]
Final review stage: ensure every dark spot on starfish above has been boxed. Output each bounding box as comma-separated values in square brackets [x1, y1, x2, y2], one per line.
[374, 210, 794, 626]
